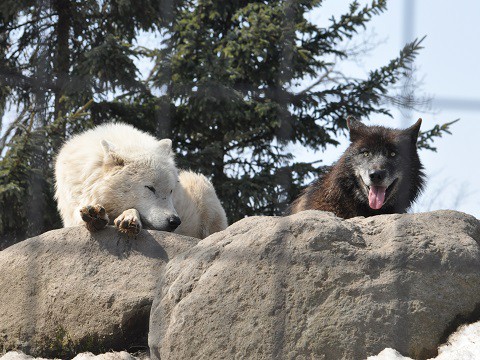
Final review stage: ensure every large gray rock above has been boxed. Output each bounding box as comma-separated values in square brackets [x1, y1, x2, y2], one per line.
[149, 210, 480, 360]
[0, 226, 197, 358]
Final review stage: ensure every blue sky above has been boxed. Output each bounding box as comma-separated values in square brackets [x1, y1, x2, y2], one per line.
[292, 0, 480, 217]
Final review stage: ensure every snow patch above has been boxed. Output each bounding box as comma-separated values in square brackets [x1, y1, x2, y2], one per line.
[368, 321, 480, 360]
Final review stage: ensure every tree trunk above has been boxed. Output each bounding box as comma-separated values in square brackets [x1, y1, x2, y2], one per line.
[52, 0, 70, 152]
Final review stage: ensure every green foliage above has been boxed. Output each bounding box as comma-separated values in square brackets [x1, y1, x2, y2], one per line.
[417, 119, 459, 152]
[0, 113, 61, 247]
[0, 0, 455, 244]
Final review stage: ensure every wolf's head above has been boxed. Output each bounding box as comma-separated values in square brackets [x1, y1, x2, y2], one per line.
[99, 138, 181, 232]
[344, 117, 425, 213]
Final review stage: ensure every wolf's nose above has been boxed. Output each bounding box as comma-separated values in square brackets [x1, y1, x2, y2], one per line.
[369, 169, 386, 182]
[168, 215, 181, 231]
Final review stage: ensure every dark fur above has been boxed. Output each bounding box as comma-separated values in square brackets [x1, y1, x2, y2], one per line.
[287, 117, 425, 218]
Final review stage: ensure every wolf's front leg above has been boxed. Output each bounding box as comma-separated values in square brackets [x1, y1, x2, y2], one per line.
[114, 209, 142, 236]
[80, 204, 109, 232]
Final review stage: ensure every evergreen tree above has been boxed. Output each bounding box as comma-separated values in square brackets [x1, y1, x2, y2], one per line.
[150, 0, 453, 222]
[0, 0, 165, 246]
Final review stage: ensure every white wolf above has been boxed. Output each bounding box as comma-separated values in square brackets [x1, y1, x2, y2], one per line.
[54, 123, 228, 239]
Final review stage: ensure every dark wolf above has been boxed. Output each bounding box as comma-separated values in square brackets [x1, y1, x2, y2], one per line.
[287, 117, 425, 218]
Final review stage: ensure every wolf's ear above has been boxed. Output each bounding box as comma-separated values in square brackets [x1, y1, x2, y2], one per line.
[101, 140, 125, 166]
[158, 138, 173, 155]
[403, 118, 422, 143]
[346, 116, 367, 142]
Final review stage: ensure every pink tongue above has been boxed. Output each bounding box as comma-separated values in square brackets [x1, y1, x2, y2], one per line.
[369, 186, 387, 210]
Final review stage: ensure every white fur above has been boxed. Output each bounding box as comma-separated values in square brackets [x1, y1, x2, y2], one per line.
[54, 123, 227, 239]
[173, 170, 229, 238]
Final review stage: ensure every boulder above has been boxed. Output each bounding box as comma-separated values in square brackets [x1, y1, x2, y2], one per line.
[0, 226, 197, 358]
[149, 210, 480, 360]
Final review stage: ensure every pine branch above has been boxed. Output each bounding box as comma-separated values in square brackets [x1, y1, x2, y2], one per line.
[417, 119, 459, 152]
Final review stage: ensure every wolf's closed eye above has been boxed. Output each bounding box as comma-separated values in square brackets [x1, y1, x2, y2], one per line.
[145, 185, 156, 194]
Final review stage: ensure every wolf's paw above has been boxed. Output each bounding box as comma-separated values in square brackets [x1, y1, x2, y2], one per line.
[80, 204, 109, 232]
[114, 209, 142, 237]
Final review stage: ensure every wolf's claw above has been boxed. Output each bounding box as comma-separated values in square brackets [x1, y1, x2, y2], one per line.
[80, 205, 109, 232]
[114, 209, 142, 237]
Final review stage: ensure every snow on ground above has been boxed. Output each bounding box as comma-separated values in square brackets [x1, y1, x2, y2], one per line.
[3, 321, 480, 360]
[368, 321, 480, 360]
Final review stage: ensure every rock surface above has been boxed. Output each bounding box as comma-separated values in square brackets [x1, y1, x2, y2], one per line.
[149, 210, 480, 360]
[0, 226, 197, 358]
[0, 350, 148, 360]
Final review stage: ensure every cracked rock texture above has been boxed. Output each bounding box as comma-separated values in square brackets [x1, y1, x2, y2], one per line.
[149, 210, 480, 360]
[0, 226, 197, 358]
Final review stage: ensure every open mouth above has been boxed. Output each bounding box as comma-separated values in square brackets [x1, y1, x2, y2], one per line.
[360, 178, 398, 210]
